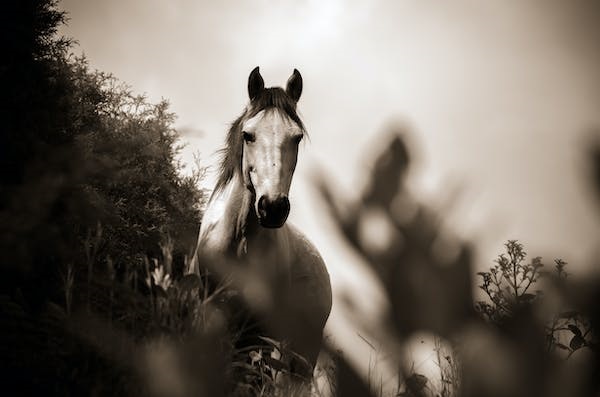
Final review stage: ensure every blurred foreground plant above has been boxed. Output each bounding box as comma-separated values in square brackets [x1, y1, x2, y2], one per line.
[316, 130, 600, 397]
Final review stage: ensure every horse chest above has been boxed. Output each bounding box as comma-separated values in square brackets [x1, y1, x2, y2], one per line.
[245, 227, 293, 285]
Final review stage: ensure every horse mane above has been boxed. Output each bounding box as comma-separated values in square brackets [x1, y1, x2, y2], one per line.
[213, 87, 305, 193]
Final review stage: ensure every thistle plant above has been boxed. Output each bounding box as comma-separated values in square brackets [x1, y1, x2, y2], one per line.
[475, 240, 543, 322]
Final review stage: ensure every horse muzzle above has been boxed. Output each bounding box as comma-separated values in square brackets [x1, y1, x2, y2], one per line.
[257, 194, 290, 228]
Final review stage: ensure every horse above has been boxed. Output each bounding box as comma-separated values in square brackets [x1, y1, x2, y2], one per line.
[190, 67, 332, 379]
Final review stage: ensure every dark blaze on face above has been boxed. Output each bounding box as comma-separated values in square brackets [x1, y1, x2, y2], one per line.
[242, 67, 304, 228]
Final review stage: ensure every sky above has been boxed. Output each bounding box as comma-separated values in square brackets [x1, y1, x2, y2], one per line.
[59, 0, 600, 388]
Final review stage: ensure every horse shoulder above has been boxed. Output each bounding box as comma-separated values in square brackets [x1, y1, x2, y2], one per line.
[285, 224, 332, 326]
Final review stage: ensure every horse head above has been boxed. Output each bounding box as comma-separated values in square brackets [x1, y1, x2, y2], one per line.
[240, 67, 305, 228]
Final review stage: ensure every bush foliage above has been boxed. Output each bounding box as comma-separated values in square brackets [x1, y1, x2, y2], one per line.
[1, 0, 204, 308]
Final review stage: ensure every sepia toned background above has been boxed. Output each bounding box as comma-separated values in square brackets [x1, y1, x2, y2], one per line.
[59, 0, 600, 269]
[57, 0, 600, 388]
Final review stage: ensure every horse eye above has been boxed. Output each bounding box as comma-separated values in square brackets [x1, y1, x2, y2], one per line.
[293, 135, 303, 144]
[243, 131, 255, 143]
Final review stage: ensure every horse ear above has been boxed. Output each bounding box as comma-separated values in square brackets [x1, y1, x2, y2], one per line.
[286, 69, 303, 102]
[248, 66, 264, 101]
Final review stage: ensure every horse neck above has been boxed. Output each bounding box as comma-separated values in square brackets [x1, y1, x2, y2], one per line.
[199, 172, 256, 257]
[190, 173, 292, 278]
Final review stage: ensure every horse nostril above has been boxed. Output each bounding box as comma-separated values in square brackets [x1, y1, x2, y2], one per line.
[257, 196, 268, 219]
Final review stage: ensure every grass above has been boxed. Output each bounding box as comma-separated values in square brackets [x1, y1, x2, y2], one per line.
[50, 230, 334, 396]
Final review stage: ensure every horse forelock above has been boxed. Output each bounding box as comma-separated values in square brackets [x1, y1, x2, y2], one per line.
[214, 87, 305, 193]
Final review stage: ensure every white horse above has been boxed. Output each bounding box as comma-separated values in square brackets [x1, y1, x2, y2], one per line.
[190, 67, 332, 377]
